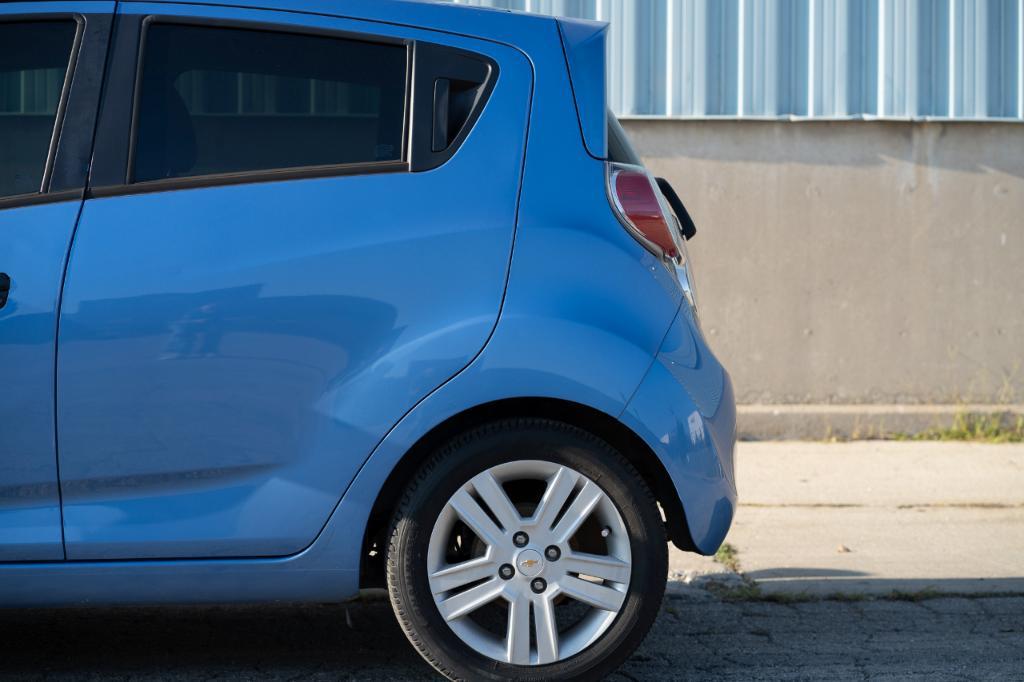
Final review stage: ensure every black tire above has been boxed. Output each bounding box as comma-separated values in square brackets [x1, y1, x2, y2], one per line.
[385, 418, 668, 681]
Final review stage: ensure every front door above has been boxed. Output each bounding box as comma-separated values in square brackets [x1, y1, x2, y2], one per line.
[0, 4, 111, 561]
[55, 4, 531, 560]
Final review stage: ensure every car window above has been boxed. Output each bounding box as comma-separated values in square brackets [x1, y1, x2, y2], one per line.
[607, 111, 641, 166]
[132, 24, 408, 183]
[0, 21, 78, 198]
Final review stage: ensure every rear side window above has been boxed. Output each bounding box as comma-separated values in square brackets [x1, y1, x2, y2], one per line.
[0, 21, 77, 198]
[607, 111, 641, 166]
[132, 24, 408, 183]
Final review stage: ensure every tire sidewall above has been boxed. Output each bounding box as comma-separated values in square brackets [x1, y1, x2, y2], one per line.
[388, 421, 668, 682]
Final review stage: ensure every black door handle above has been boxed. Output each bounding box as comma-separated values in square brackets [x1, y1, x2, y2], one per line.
[0, 273, 10, 309]
[432, 78, 451, 152]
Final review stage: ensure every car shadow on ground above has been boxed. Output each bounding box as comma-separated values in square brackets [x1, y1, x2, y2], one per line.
[739, 571, 1024, 597]
[0, 585, 1021, 680]
[0, 594, 432, 681]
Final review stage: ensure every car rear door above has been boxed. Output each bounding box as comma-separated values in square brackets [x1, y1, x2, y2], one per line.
[0, 3, 111, 561]
[55, 2, 531, 560]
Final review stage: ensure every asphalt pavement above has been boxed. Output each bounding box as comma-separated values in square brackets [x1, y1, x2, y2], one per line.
[0, 591, 1020, 680]
[1, 441, 1021, 680]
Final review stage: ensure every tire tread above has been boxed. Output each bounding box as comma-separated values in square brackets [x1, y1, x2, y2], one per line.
[385, 418, 666, 682]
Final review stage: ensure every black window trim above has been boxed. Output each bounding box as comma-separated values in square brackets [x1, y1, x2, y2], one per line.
[88, 159, 410, 198]
[113, 14, 415, 196]
[0, 13, 86, 211]
[87, 12, 499, 199]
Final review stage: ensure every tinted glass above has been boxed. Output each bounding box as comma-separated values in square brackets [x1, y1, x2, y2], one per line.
[607, 111, 642, 166]
[0, 21, 77, 198]
[133, 25, 407, 183]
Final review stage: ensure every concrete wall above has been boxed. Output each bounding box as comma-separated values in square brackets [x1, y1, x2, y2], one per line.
[623, 120, 1024, 408]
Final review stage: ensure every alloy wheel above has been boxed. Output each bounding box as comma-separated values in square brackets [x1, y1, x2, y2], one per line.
[426, 460, 632, 665]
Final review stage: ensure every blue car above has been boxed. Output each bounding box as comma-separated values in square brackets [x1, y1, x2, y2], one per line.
[0, 1, 735, 679]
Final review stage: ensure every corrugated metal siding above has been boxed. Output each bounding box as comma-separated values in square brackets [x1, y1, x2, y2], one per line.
[453, 0, 1024, 121]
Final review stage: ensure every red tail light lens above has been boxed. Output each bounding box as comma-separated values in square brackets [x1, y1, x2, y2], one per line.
[607, 164, 681, 260]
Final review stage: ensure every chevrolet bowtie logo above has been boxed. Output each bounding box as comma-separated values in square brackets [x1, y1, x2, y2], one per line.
[520, 558, 539, 569]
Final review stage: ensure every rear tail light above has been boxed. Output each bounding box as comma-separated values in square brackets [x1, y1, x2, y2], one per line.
[607, 163, 683, 261]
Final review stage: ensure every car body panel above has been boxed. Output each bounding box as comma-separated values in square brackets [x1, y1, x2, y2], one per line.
[0, 1, 113, 17]
[556, 17, 609, 159]
[55, 2, 532, 560]
[0, 0, 736, 606]
[0, 0, 114, 561]
[0, 202, 80, 562]
[621, 306, 737, 555]
[126, 0, 555, 36]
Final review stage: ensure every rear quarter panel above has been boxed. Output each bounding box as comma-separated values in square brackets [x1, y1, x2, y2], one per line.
[327, 13, 684, 580]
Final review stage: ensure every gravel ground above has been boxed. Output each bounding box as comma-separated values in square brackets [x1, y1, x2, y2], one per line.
[0, 586, 1021, 681]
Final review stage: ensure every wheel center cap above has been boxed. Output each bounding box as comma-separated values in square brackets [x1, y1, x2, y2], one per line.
[516, 549, 544, 577]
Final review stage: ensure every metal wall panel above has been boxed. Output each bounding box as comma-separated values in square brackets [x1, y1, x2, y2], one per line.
[453, 0, 1024, 120]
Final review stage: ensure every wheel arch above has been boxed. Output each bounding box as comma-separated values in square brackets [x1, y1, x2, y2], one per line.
[359, 396, 696, 588]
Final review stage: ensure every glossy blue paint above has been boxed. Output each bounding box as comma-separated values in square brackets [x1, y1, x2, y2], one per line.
[0, 506, 359, 605]
[0, 0, 113, 566]
[327, 20, 687, 577]
[0, 201, 81, 561]
[0, 1, 112, 16]
[621, 305, 737, 555]
[55, 3, 531, 560]
[556, 17, 609, 159]
[0, 0, 736, 606]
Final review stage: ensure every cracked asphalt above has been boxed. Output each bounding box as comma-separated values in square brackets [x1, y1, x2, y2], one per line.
[0, 587, 1021, 680]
